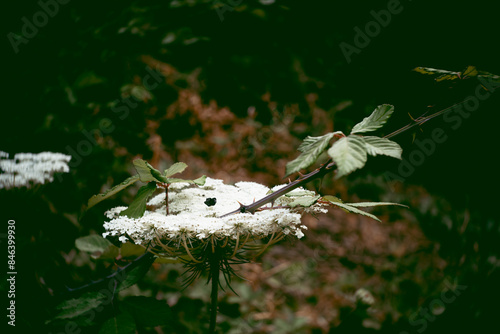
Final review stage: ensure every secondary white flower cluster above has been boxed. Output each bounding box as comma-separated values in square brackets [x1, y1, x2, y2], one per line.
[0, 151, 71, 189]
[103, 177, 327, 245]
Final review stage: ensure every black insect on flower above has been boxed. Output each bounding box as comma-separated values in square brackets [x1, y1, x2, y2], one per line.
[204, 198, 217, 207]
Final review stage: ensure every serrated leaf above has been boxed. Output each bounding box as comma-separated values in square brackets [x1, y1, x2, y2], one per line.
[478, 71, 500, 82]
[54, 292, 106, 320]
[120, 182, 157, 218]
[52, 254, 156, 324]
[164, 162, 188, 178]
[413, 66, 479, 82]
[150, 168, 169, 183]
[461, 65, 478, 78]
[322, 195, 343, 204]
[362, 136, 402, 159]
[327, 135, 367, 179]
[122, 296, 173, 328]
[76, 235, 113, 253]
[413, 66, 458, 78]
[133, 159, 168, 183]
[344, 202, 408, 208]
[120, 242, 147, 258]
[133, 159, 157, 182]
[413, 66, 455, 75]
[87, 175, 140, 209]
[99, 311, 136, 334]
[164, 175, 207, 186]
[285, 189, 317, 197]
[165, 178, 193, 183]
[193, 175, 207, 186]
[351, 104, 394, 134]
[97, 244, 120, 260]
[322, 195, 349, 213]
[285, 132, 337, 176]
[288, 194, 321, 208]
[323, 197, 381, 222]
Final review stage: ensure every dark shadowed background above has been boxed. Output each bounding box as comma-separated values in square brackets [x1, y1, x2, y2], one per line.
[2, 0, 499, 333]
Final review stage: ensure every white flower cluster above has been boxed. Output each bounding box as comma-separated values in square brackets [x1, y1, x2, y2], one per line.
[103, 177, 326, 245]
[0, 151, 71, 189]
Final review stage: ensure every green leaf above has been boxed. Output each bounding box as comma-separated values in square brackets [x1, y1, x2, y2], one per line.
[133, 159, 168, 183]
[322, 196, 381, 222]
[164, 162, 188, 178]
[478, 70, 500, 82]
[164, 178, 192, 183]
[120, 182, 157, 218]
[413, 66, 460, 82]
[193, 175, 207, 186]
[133, 159, 157, 182]
[87, 175, 140, 209]
[285, 132, 338, 176]
[99, 311, 136, 334]
[117, 253, 156, 292]
[415, 66, 500, 86]
[321, 195, 349, 213]
[460, 65, 479, 79]
[164, 175, 207, 186]
[54, 292, 106, 321]
[327, 135, 367, 179]
[122, 296, 173, 328]
[345, 202, 408, 208]
[351, 104, 394, 134]
[97, 244, 120, 260]
[362, 136, 402, 159]
[75, 235, 113, 253]
[51, 254, 156, 326]
[322, 195, 343, 204]
[288, 194, 321, 208]
[120, 242, 147, 258]
[478, 70, 500, 91]
[150, 168, 169, 183]
[285, 189, 317, 197]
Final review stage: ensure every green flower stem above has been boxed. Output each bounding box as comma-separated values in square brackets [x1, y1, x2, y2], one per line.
[208, 246, 221, 334]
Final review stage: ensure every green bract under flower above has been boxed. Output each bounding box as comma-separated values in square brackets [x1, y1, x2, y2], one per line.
[103, 177, 326, 248]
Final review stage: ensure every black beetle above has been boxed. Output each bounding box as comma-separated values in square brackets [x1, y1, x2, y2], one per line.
[204, 198, 217, 207]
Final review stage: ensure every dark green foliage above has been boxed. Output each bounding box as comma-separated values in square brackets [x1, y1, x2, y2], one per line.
[119, 182, 157, 218]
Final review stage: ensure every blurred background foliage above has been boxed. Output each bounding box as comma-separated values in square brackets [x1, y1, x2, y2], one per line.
[2, 0, 500, 333]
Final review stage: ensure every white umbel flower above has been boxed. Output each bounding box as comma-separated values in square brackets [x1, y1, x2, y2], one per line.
[0, 151, 71, 189]
[103, 177, 324, 261]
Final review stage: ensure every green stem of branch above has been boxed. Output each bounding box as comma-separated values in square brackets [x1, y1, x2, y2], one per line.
[208, 247, 220, 334]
